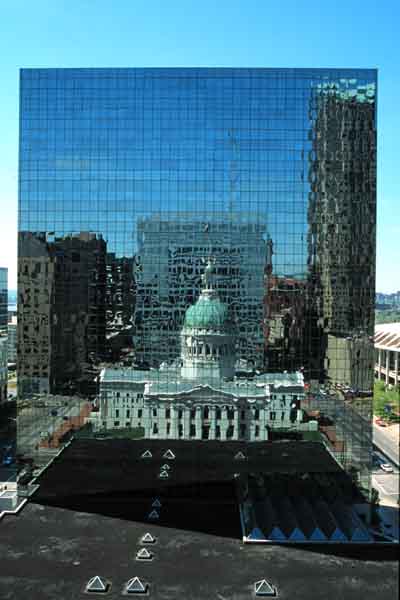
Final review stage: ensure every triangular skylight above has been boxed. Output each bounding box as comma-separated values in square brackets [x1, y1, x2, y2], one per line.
[247, 527, 265, 541]
[158, 470, 169, 479]
[152, 498, 162, 508]
[268, 526, 286, 541]
[86, 575, 108, 593]
[234, 451, 246, 460]
[309, 527, 327, 541]
[288, 527, 307, 541]
[163, 449, 175, 459]
[136, 547, 153, 560]
[148, 509, 159, 520]
[141, 450, 152, 459]
[161, 463, 171, 470]
[125, 576, 147, 594]
[254, 579, 276, 596]
[141, 532, 156, 544]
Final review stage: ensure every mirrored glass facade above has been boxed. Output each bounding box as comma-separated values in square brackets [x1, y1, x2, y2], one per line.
[17, 68, 377, 501]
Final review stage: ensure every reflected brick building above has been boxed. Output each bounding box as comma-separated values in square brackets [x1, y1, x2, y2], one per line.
[18, 232, 106, 395]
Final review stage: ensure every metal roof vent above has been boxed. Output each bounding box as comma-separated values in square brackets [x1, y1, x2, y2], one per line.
[254, 579, 276, 597]
[85, 575, 110, 594]
[163, 449, 175, 459]
[141, 450, 152, 459]
[140, 532, 156, 544]
[136, 547, 153, 561]
[124, 576, 148, 595]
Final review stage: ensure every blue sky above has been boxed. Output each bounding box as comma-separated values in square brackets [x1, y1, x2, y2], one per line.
[0, 0, 398, 291]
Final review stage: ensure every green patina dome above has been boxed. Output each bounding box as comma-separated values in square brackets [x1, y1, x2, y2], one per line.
[184, 295, 229, 330]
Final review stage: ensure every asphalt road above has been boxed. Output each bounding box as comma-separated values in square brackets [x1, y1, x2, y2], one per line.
[17, 403, 82, 453]
[373, 424, 399, 466]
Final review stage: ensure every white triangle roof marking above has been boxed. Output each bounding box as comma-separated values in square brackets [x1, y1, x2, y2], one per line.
[254, 579, 276, 596]
[86, 575, 107, 592]
[163, 449, 175, 459]
[137, 547, 152, 559]
[125, 576, 147, 593]
[141, 532, 156, 543]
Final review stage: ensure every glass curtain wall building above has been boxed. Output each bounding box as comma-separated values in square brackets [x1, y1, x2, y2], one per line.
[0, 267, 8, 404]
[17, 68, 376, 498]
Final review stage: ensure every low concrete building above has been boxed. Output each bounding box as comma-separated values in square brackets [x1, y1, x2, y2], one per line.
[95, 261, 306, 441]
[374, 323, 400, 386]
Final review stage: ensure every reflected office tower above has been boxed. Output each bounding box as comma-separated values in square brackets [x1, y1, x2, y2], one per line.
[308, 81, 376, 392]
[134, 213, 270, 369]
[18, 232, 106, 396]
[105, 253, 135, 363]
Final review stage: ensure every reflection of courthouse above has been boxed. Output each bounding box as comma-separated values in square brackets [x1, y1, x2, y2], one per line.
[307, 82, 376, 390]
[134, 213, 270, 370]
[98, 262, 306, 441]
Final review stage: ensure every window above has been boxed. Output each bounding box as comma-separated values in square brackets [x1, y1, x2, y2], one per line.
[190, 424, 195, 437]
[153, 408, 157, 417]
[115, 409, 119, 418]
[255, 425, 259, 437]
[270, 411, 276, 421]
[126, 410, 130, 418]
[138, 409, 142, 418]
[114, 421, 120, 427]
[167, 423, 171, 435]
[152, 423, 158, 434]
[204, 406, 209, 419]
[254, 409, 260, 420]
[166, 408, 171, 419]
[178, 409, 183, 419]
[241, 410, 245, 420]
[281, 411, 285, 421]
[216, 408, 221, 419]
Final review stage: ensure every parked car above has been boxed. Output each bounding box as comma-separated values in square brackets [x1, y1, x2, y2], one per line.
[376, 419, 387, 427]
[380, 463, 394, 473]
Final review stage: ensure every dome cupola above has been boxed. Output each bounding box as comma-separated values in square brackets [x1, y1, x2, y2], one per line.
[180, 259, 235, 381]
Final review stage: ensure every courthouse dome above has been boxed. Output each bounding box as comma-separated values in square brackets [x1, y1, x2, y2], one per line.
[184, 295, 229, 330]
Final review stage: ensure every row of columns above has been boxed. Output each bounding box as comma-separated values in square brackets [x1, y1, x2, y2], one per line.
[145, 404, 269, 441]
[376, 348, 399, 385]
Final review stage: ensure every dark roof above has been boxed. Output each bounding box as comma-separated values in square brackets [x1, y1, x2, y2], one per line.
[0, 494, 397, 600]
[34, 439, 342, 500]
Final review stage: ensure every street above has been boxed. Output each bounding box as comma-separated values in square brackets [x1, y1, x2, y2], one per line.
[373, 423, 399, 466]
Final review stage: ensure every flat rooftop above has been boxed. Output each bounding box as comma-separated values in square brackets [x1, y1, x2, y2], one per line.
[32, 439, 342, 499]
[0, 492, 397, 600]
